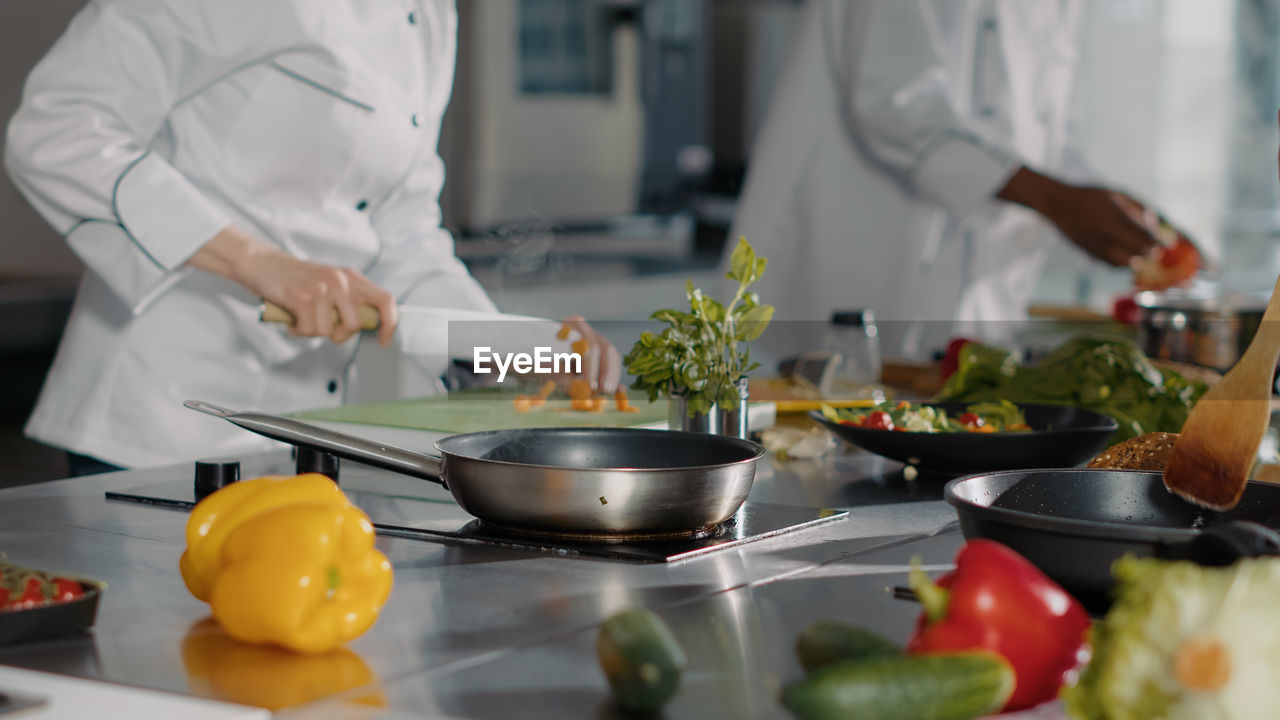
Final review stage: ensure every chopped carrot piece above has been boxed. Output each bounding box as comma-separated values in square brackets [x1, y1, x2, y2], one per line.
[530, 396, 546, 407]
[557, 324, 572, 340]
[571, 339, 589, 355]
[568, 379, 592, 400]
[536, 380, 556, 400]
[614, 389, 631, 411]
[590, 396, 607, 412]
[570, 397, 595, 412]
[513, 395, 532, 413]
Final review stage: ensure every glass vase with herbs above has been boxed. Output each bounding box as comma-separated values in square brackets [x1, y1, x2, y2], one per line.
[624, 238, 774, 438]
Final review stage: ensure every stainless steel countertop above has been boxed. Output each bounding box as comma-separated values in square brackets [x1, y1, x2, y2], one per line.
[0, 445, 1006, 718]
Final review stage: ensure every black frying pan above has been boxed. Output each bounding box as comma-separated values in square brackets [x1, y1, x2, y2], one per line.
[186, 401, 765, 538]
[810, 404, 1118, 473]
[946, 469, 1280, 613]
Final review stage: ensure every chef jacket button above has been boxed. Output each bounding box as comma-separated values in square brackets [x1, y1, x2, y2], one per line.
[408, 11, 418, 25]
[328, 380, 339, 393]
[411, 113, 420, 128]
[356, 199, 369, 211]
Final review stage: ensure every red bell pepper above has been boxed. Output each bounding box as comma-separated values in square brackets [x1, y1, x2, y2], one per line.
[906, 539, 1091, 711]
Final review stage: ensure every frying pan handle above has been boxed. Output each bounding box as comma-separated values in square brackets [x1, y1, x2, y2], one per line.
[1157, 520, 1280, 565]
[184, 400, 446, 486]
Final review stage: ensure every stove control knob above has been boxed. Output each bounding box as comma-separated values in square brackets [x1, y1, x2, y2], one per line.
[194, 457, 241, 501]
[295, 447, 340, 483]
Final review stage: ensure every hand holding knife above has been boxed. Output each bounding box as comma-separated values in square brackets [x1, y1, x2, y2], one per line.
[260, 302, 621, 393]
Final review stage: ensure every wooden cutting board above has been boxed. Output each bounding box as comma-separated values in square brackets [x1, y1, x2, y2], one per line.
[294, 390, 668, 433]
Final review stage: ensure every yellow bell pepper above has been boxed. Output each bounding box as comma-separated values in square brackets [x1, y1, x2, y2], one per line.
[180, 473, 350, 602]
[179, 474, 393, 653]
[209, 502, 392, 653]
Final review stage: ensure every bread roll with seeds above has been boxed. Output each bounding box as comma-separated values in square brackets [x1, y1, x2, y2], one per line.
[1087, 432, 1179, 471]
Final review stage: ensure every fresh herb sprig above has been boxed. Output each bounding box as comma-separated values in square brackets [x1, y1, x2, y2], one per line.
[624, 238, 774, 417]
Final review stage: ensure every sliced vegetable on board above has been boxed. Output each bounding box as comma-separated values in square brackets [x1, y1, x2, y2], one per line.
[907, 539, 1091, 711]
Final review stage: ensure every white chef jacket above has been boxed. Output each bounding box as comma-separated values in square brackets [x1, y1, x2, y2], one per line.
[726, 0, 1088, 356]
[4, 0, 497, 468]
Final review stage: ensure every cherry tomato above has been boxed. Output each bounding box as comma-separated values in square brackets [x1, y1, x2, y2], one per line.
[52, 578, 85, 603]
[958, 412, 984, 428]
[864, 411, 895, 431]
[9, 577, 46, 611]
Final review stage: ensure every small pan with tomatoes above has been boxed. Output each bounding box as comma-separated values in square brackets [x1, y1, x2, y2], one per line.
[810, 403, 1118, 474]
[0, 555, 104, 647]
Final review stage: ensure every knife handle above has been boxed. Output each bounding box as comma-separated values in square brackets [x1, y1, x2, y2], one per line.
[260, 301, 382, 330]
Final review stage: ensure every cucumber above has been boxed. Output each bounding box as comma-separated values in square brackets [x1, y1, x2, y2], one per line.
[596, 608, 687, 714]
[781, 652, 1014, 720]
[795, 620, 902, 673]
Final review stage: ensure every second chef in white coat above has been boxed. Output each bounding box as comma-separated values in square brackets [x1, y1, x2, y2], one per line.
[5, 0, 617, 471]
[728, 0, 1175, 356]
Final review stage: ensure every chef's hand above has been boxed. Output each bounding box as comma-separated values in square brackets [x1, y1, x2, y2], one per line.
[559, 316, 622, 395]
[997, 167, 1162, 267]
[187, 225, 398, 346]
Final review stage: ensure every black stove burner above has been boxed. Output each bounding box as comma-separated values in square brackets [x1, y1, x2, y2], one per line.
[107, 477, 848, 562]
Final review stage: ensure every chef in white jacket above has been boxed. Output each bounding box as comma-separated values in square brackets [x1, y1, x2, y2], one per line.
[728, 0, 1174, 357]
[4, 0, 617, 473]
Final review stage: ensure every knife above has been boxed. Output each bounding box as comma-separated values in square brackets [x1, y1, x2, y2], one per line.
[261, 301, 576, 362]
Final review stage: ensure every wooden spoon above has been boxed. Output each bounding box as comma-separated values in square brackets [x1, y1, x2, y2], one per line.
[1163, 274, 1280, 510]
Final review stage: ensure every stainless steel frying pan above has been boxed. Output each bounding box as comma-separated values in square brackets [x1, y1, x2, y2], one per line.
[185, 400, 765, 537]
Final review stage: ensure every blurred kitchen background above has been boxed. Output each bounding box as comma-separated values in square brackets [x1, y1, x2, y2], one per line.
[1, 0, 1279, 481]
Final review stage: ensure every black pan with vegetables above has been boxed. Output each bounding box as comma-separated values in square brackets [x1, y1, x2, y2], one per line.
[811, 403, 1118, 474]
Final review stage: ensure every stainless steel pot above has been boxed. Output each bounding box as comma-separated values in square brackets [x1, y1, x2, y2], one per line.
[1134, 290, 1267, 371]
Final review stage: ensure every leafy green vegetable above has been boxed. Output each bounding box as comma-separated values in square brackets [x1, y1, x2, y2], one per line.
[623, 238, 774, 417]
[933, 336, 1207, 441]
[1064, 556, 1280, 720]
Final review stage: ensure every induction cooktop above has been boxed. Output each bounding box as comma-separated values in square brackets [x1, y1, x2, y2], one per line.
[107, 476, 847, 563]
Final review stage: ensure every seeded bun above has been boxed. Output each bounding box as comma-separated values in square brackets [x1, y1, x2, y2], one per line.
[1087, 432, 1179, 471]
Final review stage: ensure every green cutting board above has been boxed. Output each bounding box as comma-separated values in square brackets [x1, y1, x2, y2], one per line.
[294, 390, 667, 433]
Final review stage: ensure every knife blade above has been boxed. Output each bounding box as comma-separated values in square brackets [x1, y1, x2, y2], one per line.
[260, 301, 576, 363]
